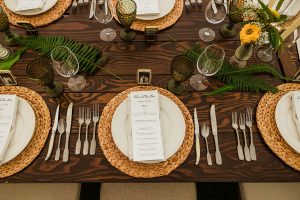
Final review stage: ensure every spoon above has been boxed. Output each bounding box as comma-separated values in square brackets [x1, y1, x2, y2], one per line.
[185, 0, 192, 10]
[55, 119, 65, 161]
[201, 123, 212, 166]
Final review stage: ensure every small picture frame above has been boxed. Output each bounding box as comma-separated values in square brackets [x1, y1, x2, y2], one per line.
[0, 70, 18, 86]
[137, 69, 152, 85]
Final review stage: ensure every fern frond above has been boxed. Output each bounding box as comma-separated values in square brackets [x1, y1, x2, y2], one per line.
[204, 85, 237, 96]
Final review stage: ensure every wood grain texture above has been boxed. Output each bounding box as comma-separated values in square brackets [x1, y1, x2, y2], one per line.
[1, 0, 299, 182]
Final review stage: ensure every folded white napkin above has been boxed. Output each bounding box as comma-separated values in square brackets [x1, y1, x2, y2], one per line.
[297, 38, 300, 60]
[134, 0, 160, 16]
[15, 0, 45, 12]
[0, 95, 19, 164]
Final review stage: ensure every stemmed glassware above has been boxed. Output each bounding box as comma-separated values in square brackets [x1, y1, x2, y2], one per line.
[26, 58, 64, 97]
[190, 44, 225, 91]
[51, 46, 86, 92]
[199, 0, 226, 42]
[116, 0, 137, 41]
[94, 0, 116, 42]
[167, 55, 194, 95]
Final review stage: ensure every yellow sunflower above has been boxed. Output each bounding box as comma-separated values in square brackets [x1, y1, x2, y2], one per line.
[240, 24, 261, 44]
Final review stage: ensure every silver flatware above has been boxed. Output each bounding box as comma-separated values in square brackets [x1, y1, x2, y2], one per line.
[185, 0, 192, 9]
[98, 0, 104, 4]
[232, 112, 244, 160]
[89, 0, 96, 19]
[78, 0, 84, 5]
[55, 119, 65, 161]
[63, 103, 73, 162]
[201, 123, 212, 166]
[190, 0, 197, 6]
[196, 0, 202, 5]
[84, 0, 89, 5]
[239, 113, 251, 161]
[211, 0, 217, 14]
[223, 0, 228, 13]
[75, 107, 84, 155]
[72, 0, 78, 9]
[194, 108, 200, 165]
[83, 107, 91, 155]
[246, 108, 256, 161]
[45, 105, 60, 161]
[90, 104, 99, 155]
[210, 104, 222, 165]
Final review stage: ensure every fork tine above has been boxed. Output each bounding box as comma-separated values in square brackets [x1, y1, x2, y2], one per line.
[97, 104, 100, 117]
[235, 112, 238, 123]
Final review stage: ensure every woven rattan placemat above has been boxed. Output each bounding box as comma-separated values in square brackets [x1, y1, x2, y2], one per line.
[98, 86, 194, 178]
[109, 0, 183, 32]
[0, 0, 72, 27]
[257, 83, 300, 171]
[0, 86, 51, 178]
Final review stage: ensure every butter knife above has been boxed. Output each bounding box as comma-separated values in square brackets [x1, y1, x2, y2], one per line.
[210, 104, 222, 165]
[63, 103, 73, 162]
[89, 0, 96, 19]
[45, 105, 60, 161]
[194, 108, 200, 165]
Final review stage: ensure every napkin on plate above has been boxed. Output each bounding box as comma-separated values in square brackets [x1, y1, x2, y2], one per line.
[134, 0, 160, 16]
[0, 95, 19, 164]
[296, 38, 300, 60]
[15, 0, 46, 12]
[292, 92, 300, 137]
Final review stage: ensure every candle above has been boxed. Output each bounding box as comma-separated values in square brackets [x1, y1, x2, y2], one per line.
[0, 45, 9, 59]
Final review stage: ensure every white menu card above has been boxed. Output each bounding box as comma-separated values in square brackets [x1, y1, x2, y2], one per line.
[0, 95, 18, 164]
[134, 0, 160, 15]
[16, 0, 45, 11]
[130, 90, 164, 162]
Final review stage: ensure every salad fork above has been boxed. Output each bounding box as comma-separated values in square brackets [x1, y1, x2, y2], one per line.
[239, 113, 251, 161]
[90, 104, 99, 155]
[75, 107, 84, 155]
[55, 119, 65, 161]
[201, 123, 212, 166]
[83, 107, 91, 155]
[246, 107, 257, 160]
[232, 112, 244, 160]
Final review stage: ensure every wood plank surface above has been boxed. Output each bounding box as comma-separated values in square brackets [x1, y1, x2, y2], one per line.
[1, 0, 300, 183]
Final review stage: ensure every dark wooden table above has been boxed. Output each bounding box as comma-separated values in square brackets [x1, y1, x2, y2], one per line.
[1, 0, 300, 183]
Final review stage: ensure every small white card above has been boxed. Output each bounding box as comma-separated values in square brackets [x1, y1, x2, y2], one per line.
[130, 90, 164, 162]
[134, 0, 160, 15]
[15, 0, 45, 11]
[0, 95, 18, 163]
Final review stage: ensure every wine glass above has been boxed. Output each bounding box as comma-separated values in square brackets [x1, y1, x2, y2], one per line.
[26, 58, 64, 97]
[94, 0, 116, 42]
[190, 44, 225, 91]
[116, 0, 137, 41]
[51, 46, 86, 92]
[199, 0, 226, 42]
[167, 55, 194, 95]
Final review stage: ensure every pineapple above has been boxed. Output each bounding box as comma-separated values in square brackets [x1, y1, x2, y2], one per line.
[0, 6, 10, 34]
[228, 0, 245, 23]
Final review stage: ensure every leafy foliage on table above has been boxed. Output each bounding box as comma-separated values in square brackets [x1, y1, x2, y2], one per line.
[13, 36, 119, 79]
[0, 47, 28, 70]
[183, 44, 291, 95]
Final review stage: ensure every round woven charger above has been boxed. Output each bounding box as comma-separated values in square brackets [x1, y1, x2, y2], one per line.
[256, 83, 300, 171]
[0, 0, 72, 27]
[109, 0, 183, 31]
[0, 86, 51, 178]
[98, 86, 194, 178]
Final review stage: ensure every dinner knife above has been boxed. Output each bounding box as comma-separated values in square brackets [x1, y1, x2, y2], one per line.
[63, 103, 73, 162]
[89, 0, 96, 19]
[45, 105, 60, 161]
[194, 108, 200, 165]
[210, 104, 222, 165]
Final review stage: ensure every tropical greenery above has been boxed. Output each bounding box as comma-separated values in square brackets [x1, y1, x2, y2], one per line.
[0, 47, 28, 70]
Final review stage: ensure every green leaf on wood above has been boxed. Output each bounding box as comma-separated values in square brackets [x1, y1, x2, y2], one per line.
[0, 47, 28, 70]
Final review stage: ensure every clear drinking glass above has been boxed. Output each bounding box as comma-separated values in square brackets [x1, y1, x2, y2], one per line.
[51, 46, 86, 92]
[94, 0, 116, 42]
[199, 0, 226, 42]
[190, 44, 225, 91]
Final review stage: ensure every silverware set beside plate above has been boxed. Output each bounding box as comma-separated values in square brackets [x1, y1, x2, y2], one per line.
[185, 0, 202, 9]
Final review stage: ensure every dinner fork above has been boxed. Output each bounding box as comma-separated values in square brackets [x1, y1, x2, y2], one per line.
[75, 107, 84, 155]
[232, 112, 244, 160]
[201, 123, 212, 166]
[246, 107, 257, 161]
[83, 107, 91, 155]
[55, 119, 65, 161]
[90, 104, 99, 155]
[239, 113, 251, 162]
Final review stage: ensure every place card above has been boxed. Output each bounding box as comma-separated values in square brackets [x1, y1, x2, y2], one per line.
[134, 0, 160, 15]
[15, 0, 45, 12]
[0, 95, 18, 164]
[130, 90, 164, 162]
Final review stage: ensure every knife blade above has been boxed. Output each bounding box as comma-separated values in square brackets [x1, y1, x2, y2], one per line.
[89, 0, 95, 19]
[63, 103, 73, 162]
[45, 105, 60, 161]
[194, 108, 200, 165]
[210, 104, 222, 165]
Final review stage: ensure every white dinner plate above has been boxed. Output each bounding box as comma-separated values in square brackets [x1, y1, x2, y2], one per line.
[275, 91, 300, 153]
[136, 0, 176, 21]
[4, 0, 58, 16]
[2, 97, 36, 164]
[111, 94, 186, 163]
